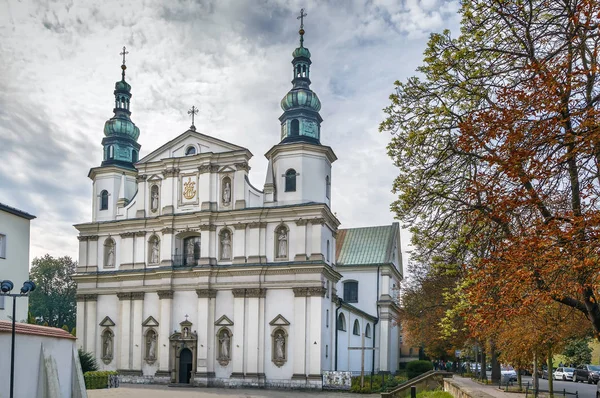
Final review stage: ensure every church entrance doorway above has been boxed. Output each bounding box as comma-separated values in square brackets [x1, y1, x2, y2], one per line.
[179, 348, 192, 384]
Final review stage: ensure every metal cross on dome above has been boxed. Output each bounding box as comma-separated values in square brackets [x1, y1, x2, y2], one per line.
[188, 106, 199, 131]
[297, 8, 307, 29]
[120, 46, 129, 65]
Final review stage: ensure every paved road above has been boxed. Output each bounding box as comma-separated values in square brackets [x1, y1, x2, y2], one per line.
[520, 376, 596, 398]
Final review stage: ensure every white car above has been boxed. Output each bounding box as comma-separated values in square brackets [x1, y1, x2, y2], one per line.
[554, 367, 575, 381]
[501, 366, 517, 381]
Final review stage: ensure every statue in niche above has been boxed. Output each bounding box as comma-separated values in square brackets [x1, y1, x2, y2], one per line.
[146, 330, 157, 361]
[151, 186, 159, 212]
[106, 241, 115, 268]
[102, 330, 113, 360]
[221, 231, 231, 260]
[277, 229, 288, 258]
[272, 329, 287, 367]
[222, 180, 231, 205]
[218, 329, 231, 365]
[183, 327, 189, 339]
[186, 240, 195, 265]
[150, 239, 160, 264]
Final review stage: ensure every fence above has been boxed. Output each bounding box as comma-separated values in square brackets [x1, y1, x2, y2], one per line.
[523, 381, 578, 398]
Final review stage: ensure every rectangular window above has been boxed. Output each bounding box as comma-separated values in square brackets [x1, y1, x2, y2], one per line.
[0, 234, 5, 258]
[343, 281, 358, 303]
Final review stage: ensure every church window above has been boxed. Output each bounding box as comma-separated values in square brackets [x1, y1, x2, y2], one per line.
[183, 237, 201, 266]
[326, 176, 331, 199]
[344, 281, 358, 303]
[108, 145, 114, 159]
[100, 190, 109, 211]
[353, 319, 360, 336]
[290, 119, 299, 136]
[132, 150, 138, 163]
[337, 313, 346, 331]
[302, 64, 307, 77]
[365, 323, 371, 338]
[185, 146, 196, 156]
[285, 169, 297, 192]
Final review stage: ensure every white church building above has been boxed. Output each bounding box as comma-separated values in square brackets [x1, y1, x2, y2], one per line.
[73, 17, 402, 389]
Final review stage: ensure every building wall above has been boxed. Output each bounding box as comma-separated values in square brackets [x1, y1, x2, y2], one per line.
[0, 210, 31, 322]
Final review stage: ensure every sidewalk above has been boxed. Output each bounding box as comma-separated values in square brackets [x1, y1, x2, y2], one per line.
[451, 376, 528, 398]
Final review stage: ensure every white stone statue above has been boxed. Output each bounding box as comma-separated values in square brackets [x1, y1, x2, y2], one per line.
[151, 189, 159, 211]
[186, 240, 195, 265]
[147, 332, 157, 359]
[221, 232, 231, 260]
[277, 230, 288, 258]
[223, 181, 231, 204]
[151, 239, 160, 264]
[106, 243, 115, 267]
[219, 331, 230, 359]
[183, 327, 189, 339]
[275, 332, 285, 360]
[103, 331, 113, 358]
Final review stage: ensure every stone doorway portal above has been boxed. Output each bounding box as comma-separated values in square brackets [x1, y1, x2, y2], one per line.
[179, 348, 193, 384]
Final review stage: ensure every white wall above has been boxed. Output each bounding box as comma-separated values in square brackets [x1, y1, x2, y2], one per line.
[0, 210, 32, 322]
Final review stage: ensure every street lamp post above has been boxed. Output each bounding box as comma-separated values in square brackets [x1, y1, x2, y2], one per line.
[1, 279, 36, 398]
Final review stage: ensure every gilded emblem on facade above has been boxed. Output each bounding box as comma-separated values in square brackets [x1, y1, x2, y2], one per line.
[183, 178, 196, 200]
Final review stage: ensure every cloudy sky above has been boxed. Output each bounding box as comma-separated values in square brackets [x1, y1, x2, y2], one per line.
[0, 0, 460, 267]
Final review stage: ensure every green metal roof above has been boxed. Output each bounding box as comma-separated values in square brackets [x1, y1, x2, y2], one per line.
[336, 223, 399, 266]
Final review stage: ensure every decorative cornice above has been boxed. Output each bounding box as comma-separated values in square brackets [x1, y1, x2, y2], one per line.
[196, 289, 217, 298]
[293, 287, 326, 297]
[157, 290, 174, 299]
[198, 165, 210, 174]
[310, 218, 325, 225]
[199, 224, 211, 231]
[248, 222, 267, 229]
[88, 235, 99, 242]
[117, 292, 131, 300]
[135, 231, 147, 237]
[234, 162, 250, 172]
[119, 232, 135, 238]
[161, 227, 174, 235]
[136, 174, 147, 182]
[295, 219, 308, 226]
[209, 165, 220, 172]
[77, 236, 88, 242]
[76, 293, 98, 302]
[162, 167, 180, 177]
[232, 288, 266, 298]
[233, 223, 248, 230]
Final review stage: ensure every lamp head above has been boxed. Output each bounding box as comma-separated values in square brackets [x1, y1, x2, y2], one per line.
[20, 281, 35, 294]
[0, 280, 14, 293]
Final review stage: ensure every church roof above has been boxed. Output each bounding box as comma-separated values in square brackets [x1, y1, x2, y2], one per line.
[336, 223, 399, 266]
[0, 203, 36, 220]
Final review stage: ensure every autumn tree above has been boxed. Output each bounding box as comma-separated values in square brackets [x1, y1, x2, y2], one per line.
[382, 0, 600, 341]
[28, 254, 77, 329]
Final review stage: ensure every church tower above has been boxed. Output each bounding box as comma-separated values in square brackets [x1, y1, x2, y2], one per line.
[89, 47, 141, 222]
[265, 10, 337, 207]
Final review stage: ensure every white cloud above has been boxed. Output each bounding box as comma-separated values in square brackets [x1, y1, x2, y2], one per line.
[0, 0, 460, 267]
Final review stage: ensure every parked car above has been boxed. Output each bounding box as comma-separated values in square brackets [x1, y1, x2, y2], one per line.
[501, 366, 518, 381]
[574, 365, 600, 384]
[554, 367, 575, 381]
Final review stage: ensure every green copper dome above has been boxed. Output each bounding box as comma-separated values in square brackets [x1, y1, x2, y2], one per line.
[104, 116, 140, 140]
[115, 79, 131, 92]
[292, 46, 311, 59]
[281, 88, 321, 112]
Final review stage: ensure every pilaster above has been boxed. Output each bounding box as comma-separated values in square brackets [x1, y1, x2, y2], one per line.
[158, 290, 173, 373]
[196, 289, 217, 376]
[309, 219, 324, 261]
[117, 292, 132, 370]
[131, 292, 144, 371]
[293, 289, 307, 380]
[294, 219, 308, 261]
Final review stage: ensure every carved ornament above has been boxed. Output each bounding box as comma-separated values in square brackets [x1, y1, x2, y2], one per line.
[248, 222, 267, 229]
[295, 219, 308, 226]
[233, 223, 248, 230]
[162, 167, 180, 177]
[232, 288, 266, 298]
[157, 290, 174, 299]
[136, 175, 148, 182]
[310, 218, 326, 225]
[198, 165, 211, 174]
[119, 232, 135, 238]
[161, 227, 174, 235]
[234, 162, 250, 172]
[196, 289, 217, 298]
[130, 292, 145, 300]
[209, 165, 220, 172]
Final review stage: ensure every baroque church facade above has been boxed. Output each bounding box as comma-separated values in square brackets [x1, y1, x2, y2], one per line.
[74, 19, 402, 388]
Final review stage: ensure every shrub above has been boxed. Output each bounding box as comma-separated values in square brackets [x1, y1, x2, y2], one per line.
[78, 349, 98, 374]
[417, 390, 453, 398]
[84, 371, 118, 390]
[407, 360, 434, 379]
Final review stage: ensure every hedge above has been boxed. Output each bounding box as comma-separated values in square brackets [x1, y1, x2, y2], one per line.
[407, 360, 433, 379]
[84, 371, 118, 390]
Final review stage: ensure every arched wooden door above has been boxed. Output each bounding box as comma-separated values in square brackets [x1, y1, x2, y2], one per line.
[178, 348, 193, 383]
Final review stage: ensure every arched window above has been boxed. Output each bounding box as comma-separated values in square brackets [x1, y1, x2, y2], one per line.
[326, 175, 331, 199]
[285, 169, 297, 192]
[353, 319, 360, 336]
[185, 146, 196, 156]
[100, 190, 109, 210]
[337, 313, 346, 331]
[132, 150, 138, 163]
[365, 323, 371, 338]
[344, 281, 358, 303]
[290, 119, 299, 136]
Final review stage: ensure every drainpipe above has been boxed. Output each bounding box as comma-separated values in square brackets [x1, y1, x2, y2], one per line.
[334, 297, 343, 370]
[371, 265, 381, 379]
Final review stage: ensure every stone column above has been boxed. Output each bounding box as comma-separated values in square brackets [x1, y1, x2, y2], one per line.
[208, 225, 217, 262]
[232, 223, 247, 264]
[157, 290, 173, 376]
[131, 292, 145, 372]
[199, 225, 211, 265]
[292, 288, 308, 382]
[379, 317, 390, 372]
[244, 289, 266, 379]
[294, 220, 308, 261]
[307, 287, 326, 384]
[161, 168, 178, 214]
[309, 218, 324, 261]
[85, 294, 98, 355]
[160, 228, 174, 267]
[234, 164, 249, 209]
[77, 236, 88, 268]
[196, 289, 217, 378]
[76, 294, 86, 350]
[231, 289, 246, 378]
[88, 235, 99, 268]
[117, 292, 132, 370]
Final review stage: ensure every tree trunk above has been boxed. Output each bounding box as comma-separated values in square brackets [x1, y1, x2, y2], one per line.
[533, 352, 539, 392]
[490, 340, 500, 383]
[548, 346, 554, 398]
[481, 349, 487, 381]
